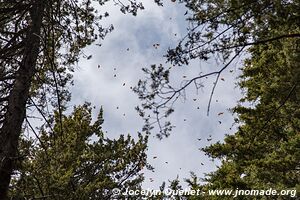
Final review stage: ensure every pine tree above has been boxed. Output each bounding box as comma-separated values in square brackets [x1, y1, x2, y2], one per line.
[0, 1, 145, 198]
[9, 103, 148, 199]
[134, 0, 299, 198]
[200, 34, 300, 200]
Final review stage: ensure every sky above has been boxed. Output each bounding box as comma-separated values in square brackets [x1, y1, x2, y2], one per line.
[71, 0, 243, 190]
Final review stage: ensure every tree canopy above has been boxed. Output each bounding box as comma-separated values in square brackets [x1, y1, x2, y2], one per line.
[196, 32, 300, 200]
[134, 0, 299, 199]
[9, 103, 148, 199]
[0, 0, 299, 199]
[0, 0, 147, 198]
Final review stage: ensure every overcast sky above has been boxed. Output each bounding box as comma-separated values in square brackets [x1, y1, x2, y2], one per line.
[71, 0, 243, 189]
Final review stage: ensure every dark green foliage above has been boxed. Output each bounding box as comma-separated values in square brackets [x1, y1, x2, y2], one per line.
[134, 0, 299, 199]
[168, 0, 300, 65]
[200, 37, 300, 199]
[10, 103, 148, 199]
[0, 0, 150, 198]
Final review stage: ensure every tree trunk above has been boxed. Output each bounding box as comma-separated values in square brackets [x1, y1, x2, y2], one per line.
[0, 2, 44, 199]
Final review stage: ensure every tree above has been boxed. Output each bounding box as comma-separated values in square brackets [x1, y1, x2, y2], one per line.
[9, 103, 148, 199]
[0, 0, 147, 198]
[134, 0, 300, 138]
[134, 0, 299, 198]
[197, 34, 300, 200]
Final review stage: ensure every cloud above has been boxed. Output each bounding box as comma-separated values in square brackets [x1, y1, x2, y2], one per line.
[71, 0, 243, 190]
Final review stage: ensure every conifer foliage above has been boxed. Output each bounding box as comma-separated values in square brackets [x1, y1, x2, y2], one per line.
[0, 0, 145, 198]
[199, 35, 300, 200]
[135, 0, 299, 198]
[10, 104, 148, 199]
